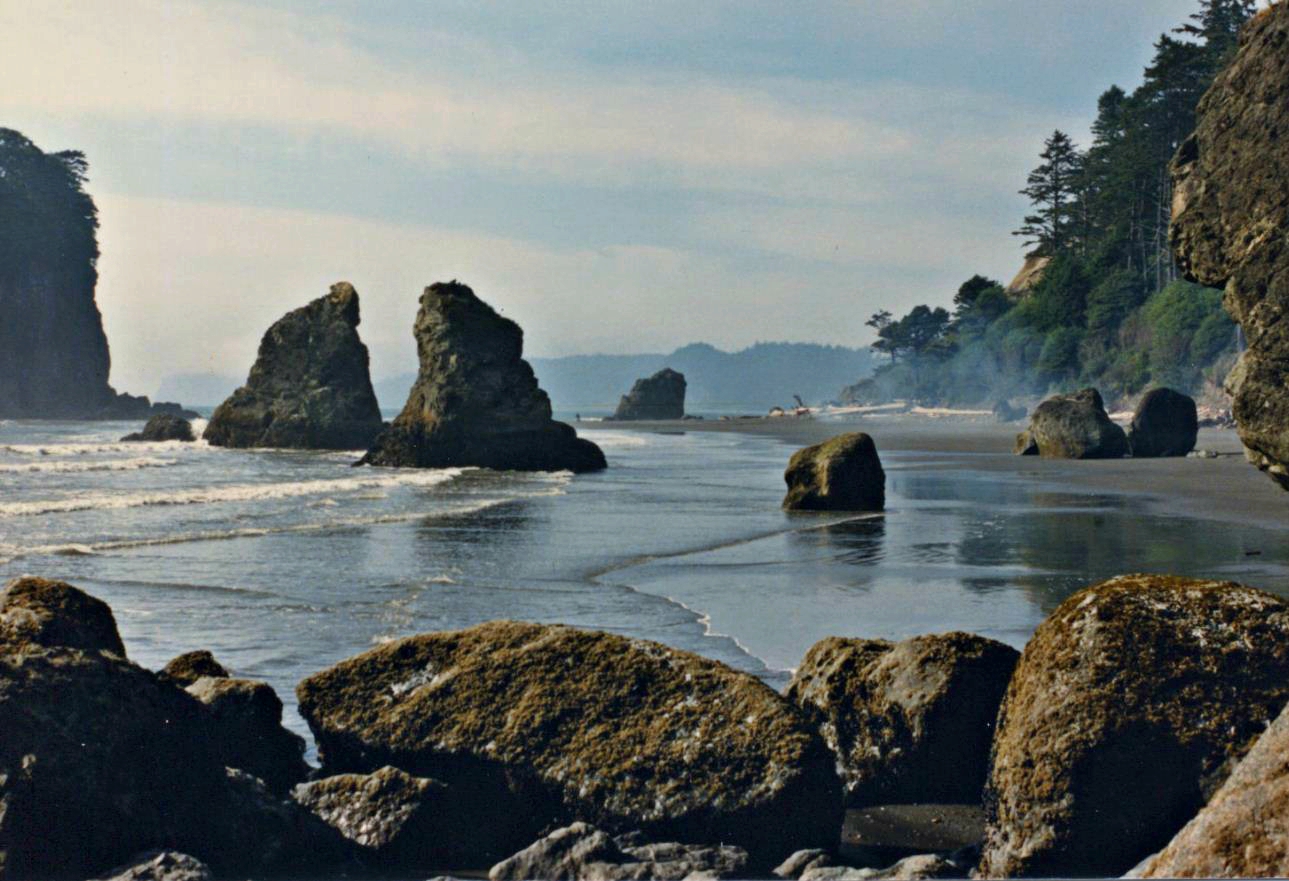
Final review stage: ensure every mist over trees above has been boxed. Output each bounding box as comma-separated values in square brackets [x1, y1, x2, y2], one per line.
[848, 0, 1251, 408]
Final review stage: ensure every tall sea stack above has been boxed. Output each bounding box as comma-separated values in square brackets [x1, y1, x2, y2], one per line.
[1171, 3, 1289, 489]
[204, 282, 384, 450]
[610, 368, 686, 420]
[0, 128, 174, 419]
[361, 281, 605, 472]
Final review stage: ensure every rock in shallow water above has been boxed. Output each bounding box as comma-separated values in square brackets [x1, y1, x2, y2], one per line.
[360, 281, 605, 473]
[783, 433, 885, 511]
[297, 620, 840, 866]
[1128, 387, 1198, 458]
[610, 368, 687, 421]
[120, 413, 195, 443]
[977, 574, 1289, 878]
[1014, 387, 1128, 459]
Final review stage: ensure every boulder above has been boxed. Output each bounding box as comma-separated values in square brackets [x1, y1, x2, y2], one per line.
[1171, 3, 1289, 489]
[359, 282, 606, 473]
[488, 823, 749, 881]
[1135, 700, 1289, 878]
[120, 414, 195, 443]
[297, 621, 840, 866]
[0, 576, 125, 657]
[786, 633, 1017, 807]
[977, 574, 1289, 878]
[799, 853, 966, 881]
[1128, 388, 1198, 457]
[92, 852, 212, 881]
[185, 676, 308, 795]
[783, 433, 885, 512]
[158, 650, 229, 688]
[610, 369, 686, 421]
[1014, 387, 1129, 459]
[203, 282, 384, 450]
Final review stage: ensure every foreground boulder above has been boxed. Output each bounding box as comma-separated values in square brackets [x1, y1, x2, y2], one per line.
[204, 282, 384, 450]
[92, 851, 212, 881]
[1013, 387, 1129, 459]
[185, 676, 308, 795]
[0, 576, 125, 657]
[610, 369, 686, 421]
[158, 650, 229, 687]
[1128, 387, 1198, 457]
[787, 633, 1017, 807]
[120, 413, 195, 443]
[783, 433, 885, 512]
[488, 823, 748, 881]
[1135, 701, 1289, 878]
[297, 621, 840, 865]
[978, 574, 1289, 878]
[1171, 3, 1289, 488]
[360, 282, 605, 472]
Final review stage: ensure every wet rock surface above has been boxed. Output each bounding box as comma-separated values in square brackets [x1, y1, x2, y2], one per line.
[978, 574, 1289, 878]
[185, 676, 309, 795]
[297, 620, 840, 866]
[1128, 387, 1198, 457]
[0, 576, 125, 657]
[1171, 3, 1289, 489]
[361, 281, 605, 472]
[783, 433, 885, 511]
[787, 634, 1016, 807]
[204, 282, 384, 450]
[610, 368, 687, 421]
[488, 823, 749, 881]
[120, 414, 195, 443]
[1014, 387, 1128, 459]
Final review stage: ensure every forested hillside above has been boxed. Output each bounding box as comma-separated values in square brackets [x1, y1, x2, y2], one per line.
[847, 0, 1251, 408]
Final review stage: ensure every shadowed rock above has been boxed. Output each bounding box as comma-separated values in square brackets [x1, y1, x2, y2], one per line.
[120, 414, 195, 443]
[1128, 387, 1198, 457]
[783, 433, 885, 512]
[1014, 387, 1128, 459]
[92, 851, 212, 881]
[978, 574, 1289, 878]
[488, 823, 749, 881]
[185, 676, 309, 796]
[360, 282, 605, 472]
[204, 282, 384, 450]
[0, 576, 125, 657]
[158, 650, 229, 688]
[610, 369, 686, 421]
[1170, 3, 1289, 488]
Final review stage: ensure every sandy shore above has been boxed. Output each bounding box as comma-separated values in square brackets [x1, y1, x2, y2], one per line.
[585, 414, 1289, 532]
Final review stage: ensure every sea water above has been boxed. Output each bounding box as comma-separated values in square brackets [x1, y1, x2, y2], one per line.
[2, 418, 1287, 745]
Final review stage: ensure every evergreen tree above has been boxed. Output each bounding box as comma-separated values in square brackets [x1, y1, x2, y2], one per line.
[1014, 131, 1083, 257]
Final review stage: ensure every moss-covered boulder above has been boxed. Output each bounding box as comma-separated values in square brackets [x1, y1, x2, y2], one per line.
[783, 433, 885, 512]
[297, 621, 841, 866]
[158, 650, 228, 688]
[120, 414, 195, 443]
[787, 633, 1017, 807]
[978, 575, 1289, 878]
[0, 576, 125, 657]
[185, 676, 308, 796]
[1014, 388, 1129, 459]
[1128, 387, 1198, 458]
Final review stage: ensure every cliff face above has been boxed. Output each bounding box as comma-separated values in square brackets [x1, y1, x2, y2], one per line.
[1171, 4, 1289, 488]
[361, 281, 605, 472]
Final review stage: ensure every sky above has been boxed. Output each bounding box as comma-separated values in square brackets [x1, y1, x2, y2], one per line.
[1, 0, 1219, 395]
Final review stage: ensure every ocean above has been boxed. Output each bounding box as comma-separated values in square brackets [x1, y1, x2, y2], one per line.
[2, 417, 1288, 748]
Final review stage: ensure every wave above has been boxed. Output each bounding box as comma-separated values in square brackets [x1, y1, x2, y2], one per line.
[0, 457, 178, 474]
[1, 441, 197, 457]
[0, 468, 467, 518]
[579, 430, 650, 449]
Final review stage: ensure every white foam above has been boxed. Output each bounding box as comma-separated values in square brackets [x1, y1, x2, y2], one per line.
[1, 441, 194, 457]
[0, 456, 178, 474]
[580, 431, 650, 449]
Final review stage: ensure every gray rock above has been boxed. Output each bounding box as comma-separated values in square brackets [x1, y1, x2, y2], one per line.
[360, 281, 606, 472]
[775, 849, 836, 879]
[1014, 387, 1129, 459]
[610, 369, 686, 420]
[800, 853, 963, 881]
[204, 282, 384, 450]
[0, 576, 125, 657]
[185, 676, 308, 796]
[1127, 388, 1198, 457]
[120, 414, 195, 443]
[92, 851, 212, 881]
[488, 823, 749, 881]
[783, 433, 885, 512]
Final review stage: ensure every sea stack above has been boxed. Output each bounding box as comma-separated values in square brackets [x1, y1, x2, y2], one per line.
[360, 281, 605, 472]
[204, 282, 384, 450]
[1171, 2, 1289, 488]
[610, 368, 686, 420]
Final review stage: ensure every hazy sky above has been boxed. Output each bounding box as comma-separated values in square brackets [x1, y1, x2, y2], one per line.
[3, 0, 1214, 394]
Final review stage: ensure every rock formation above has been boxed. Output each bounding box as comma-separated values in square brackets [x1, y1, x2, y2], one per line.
[360, 282, 606, 472]
[977, 574, 1289, 878]
[297, 620, 839, 866]
[609, 368, 686, 420]
[1170, 3, 1289, 488]
[1004, 254, 1050, 296]
[1127, 387, 1198, 457]
[185, 676, 309, 795]
[93, 851, 213, 881]
[204, 282, 384, 450]
[488, 823, 749, 881]
[0, 576, 125, 656]
[158, 650, 229, 687]
[783, 433, 885, 511]
[786, 633, 1017, 807]
[1013, 387, 1129, 459]
[121, 414, 195, 443]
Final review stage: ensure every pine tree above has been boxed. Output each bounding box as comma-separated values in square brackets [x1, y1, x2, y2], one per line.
[1176, 0, 1256, 70]
[1014, 131, 1083, 257]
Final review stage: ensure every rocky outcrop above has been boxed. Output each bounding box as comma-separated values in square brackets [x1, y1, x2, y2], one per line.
[204, 282, 384, 450]
[158, 650, 229, 687]
[121, 414, 195, 443]
[1128, 387, 1198, 457]
[977, 574, 1289, 878]
[786, 633, 1017, 807]
[0, 576, 125, 656]
[1170, 4, 1289, 489]
[488, 823, 749, 881]
[610, 369, 686, 420]
[1004, 254, 1050, 297]
[92, 852, 212, 881]
[297, 620, 840, 866]
[1136, 700, 1289, 878]
[783, 433, 885, 512]
[185, 676, 308, 795]
[1013, 387, 1129, 459]
[359, 282, 605, 472]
